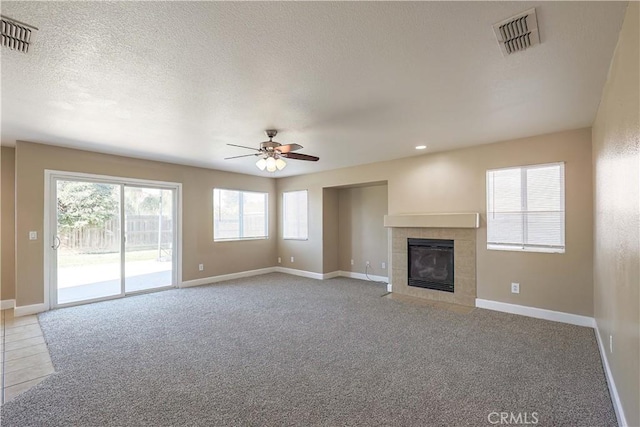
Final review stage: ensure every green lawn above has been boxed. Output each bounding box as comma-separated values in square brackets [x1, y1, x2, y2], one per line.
[58, 249, 164, 267]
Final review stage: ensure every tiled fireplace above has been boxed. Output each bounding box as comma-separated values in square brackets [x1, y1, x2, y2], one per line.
[385, 214, 478, 307]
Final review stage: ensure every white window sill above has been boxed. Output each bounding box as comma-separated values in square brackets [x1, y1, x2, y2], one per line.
[214, 237, 268, 242]
[487, 244, 565, 254]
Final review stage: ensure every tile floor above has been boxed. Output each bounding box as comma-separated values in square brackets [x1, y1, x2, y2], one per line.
[384, 292, 476, 314]
[1, 309, 54, 404]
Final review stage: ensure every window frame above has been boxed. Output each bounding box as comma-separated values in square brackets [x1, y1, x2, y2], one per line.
[213, 188, 269, 242]
[486, 162, 565, 254]
[282, 190, 309, 241]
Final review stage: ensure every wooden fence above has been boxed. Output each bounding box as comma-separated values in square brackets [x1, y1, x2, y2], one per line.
[60, 215, 173, 254]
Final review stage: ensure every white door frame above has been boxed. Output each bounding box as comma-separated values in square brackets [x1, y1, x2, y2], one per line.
[44, 170, 183, 310]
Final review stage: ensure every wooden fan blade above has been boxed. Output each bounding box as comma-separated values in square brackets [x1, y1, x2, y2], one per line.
[282, 152, 319, 161]
[224, 153, 259, 160]
[227, 143, 260, 151]
[276, 143, 303, 153]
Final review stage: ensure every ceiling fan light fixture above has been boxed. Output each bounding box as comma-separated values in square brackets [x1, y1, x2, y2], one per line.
[257, 154, 286, 172]
[275, 158, 287, 170]
[265, 156, 277, 172]
[256, 157, 267, 170]
[226, 129, 318, 170]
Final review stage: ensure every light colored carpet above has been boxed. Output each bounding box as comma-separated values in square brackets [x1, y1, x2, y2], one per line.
[0, 273, 616, 426]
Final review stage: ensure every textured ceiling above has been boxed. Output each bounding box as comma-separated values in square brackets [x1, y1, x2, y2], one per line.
[0, 1, 628, 177]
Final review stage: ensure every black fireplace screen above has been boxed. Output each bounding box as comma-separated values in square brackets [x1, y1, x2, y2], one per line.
[408, 238, 454, 292]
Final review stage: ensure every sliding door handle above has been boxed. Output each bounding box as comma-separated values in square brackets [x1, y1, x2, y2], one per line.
[52, 236, 61, 250]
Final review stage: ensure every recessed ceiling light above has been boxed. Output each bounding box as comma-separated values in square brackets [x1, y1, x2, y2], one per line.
[415, 145, 427, 150]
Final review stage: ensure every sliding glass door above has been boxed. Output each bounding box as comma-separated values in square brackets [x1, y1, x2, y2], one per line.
[124, 186, 174, 293]
[55, 180, 123, 305]
[50, 173, 179, 308]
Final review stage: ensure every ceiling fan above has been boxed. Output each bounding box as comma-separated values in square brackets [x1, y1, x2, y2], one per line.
[225, 130, 319, 172]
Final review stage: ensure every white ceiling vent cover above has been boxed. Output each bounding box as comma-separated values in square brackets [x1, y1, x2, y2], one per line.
[1, 15, 37, 54]
[493, 8, 540, 56]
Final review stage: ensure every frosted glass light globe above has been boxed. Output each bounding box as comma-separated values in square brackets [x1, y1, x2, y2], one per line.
[266, 156, 277, 172]
[256, 158, 267, 170]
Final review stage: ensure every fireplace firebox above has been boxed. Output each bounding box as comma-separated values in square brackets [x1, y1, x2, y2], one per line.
[408, 238, 454, 292]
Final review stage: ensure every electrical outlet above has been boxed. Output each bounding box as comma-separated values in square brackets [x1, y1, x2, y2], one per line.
[350, 259, 354, 266]
[198, 264, 204, 271]
[366, 261, 371, 267]
[381, 262, 386, 269]
[511, 282, 520, 294]
[290, 256, 294, 263]
[609, 335, 613, 353]
[29, 231, 37, 240]
[278, 257, 281, 264]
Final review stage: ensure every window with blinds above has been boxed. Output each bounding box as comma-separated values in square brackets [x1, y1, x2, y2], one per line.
[486, 163, 565, 253]
[283, 190, 308, 240]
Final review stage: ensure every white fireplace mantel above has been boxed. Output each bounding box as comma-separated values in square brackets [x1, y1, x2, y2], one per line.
[383, 213, 479, 229]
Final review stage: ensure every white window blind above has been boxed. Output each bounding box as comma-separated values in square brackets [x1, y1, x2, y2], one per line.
[283, 190, 308, 240]
[213, 189, 268, 241]
[486, 163, 565, 253]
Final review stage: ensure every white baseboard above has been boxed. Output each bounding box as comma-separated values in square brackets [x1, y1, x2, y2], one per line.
[180, 267, 278, 288]
[321, 271, 341, 279]
[273, 267, 326, 280]
[594, 322, 628, 427]
[250, 267, 388, 283]
[272, 268, 388, 283]
[14, 303, 47, 317]
[338, 270, 388, 283]
[475, 299, 595, 328]
[1, 299, 16, 310]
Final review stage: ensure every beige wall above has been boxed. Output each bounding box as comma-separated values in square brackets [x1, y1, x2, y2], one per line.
[1, 147, 16, 301]
[277, 127, 594, 316]
[14, 141, 277, 306]
[592, 3, 639, 426]
[322, 188, 339, 273]
[337, 184, 388, 274]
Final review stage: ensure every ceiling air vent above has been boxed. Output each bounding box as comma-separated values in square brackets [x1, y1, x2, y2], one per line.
[1, 15, 37, 53]
[493, 8, 540, 56]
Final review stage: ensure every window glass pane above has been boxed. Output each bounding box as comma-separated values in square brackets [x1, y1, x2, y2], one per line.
[214, 189, 240, 240]
[526, 165, 562, 211]
[213, 189, 268, 241]
[489, 168, 522, 212]
[526, 211, 564, 246]
[283, 190, 308, 240]
[525, 164, 564, 247]
[242, 192, 267, 238]
[487, 212, 524, 246]
[487, 169, 523, 246]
